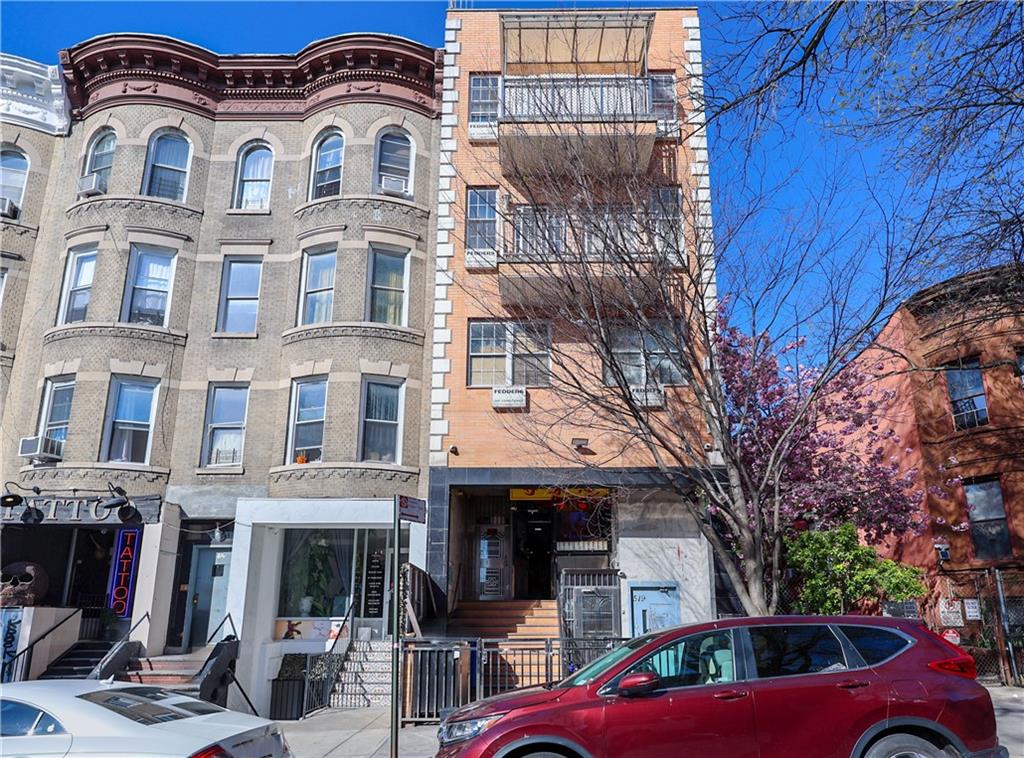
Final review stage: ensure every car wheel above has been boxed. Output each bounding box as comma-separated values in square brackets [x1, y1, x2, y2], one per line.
[521, 754, 568, 758]
[864, 734, 958, 758]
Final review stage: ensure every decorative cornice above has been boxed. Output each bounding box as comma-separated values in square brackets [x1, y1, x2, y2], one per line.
[0, 219, 39, 239]
[43, 322, 188, 347]
[294, 194, 431, 222]
[268, 461, 419, 484]
[66, 194, 203, 223]
[0, 53, 71, 135]
[61, 33, 441, 121]
[20, 464, 170, 485]
[281, 322, 425, 346]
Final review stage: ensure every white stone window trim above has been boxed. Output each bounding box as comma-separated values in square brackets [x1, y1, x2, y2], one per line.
[232, 140, 274, 210]
[287, 375, 328, 464]
[121, 243, 177, 328]
[201, 382, 250, 467]
[101, 375, 160, 466]
[56, 245, 98, 326]
[357, 375, 405, 466]
[372, 127, 416, 200]
[365, 244, 410, 328]
[141, 127, 193, 203]
[217, 255, 263, 334]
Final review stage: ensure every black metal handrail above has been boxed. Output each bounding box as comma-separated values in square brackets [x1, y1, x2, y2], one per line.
[301, 602, 356, 718]
[91, 612, 150, 678]
[1, 607, 82, 682]
[204, 613, 238, 646]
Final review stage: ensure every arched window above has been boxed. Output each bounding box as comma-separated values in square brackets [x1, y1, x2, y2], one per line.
[310, 131, 344, 200]
[143, 129, 191, 202]
[85, 129, 117, 193]
[234, 142, 273, 209]
[1, 147, 29, 210]
[375, 129, 413, 197]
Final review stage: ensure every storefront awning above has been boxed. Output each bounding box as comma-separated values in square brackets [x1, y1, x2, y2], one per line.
[502, 12, 654, 76]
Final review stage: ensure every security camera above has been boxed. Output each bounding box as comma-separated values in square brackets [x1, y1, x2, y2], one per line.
[448, 445, 459, 455]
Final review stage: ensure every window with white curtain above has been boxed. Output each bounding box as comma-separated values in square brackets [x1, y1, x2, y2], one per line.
[58, 248, 97, 325]
[202, 384, 249, 466]
[360, 379, 402, 463]
[288, 377, 327, 463]
[85, 129, 117, 192]
[217, 257, 262, 333]
[311, 131, 344, 200]
[1, 147, 29, 208]
[123, 245, 175, 326]
[375, 130, 413, 196]
[368, 248, 407, 326]
[143, 130, 190, 201]
[605, 322, 684, 386]
[299, 248, 336, 325]
[39, 377, 75, 455]
[103, 377, 158, 464]
[233, 142, 272, 209]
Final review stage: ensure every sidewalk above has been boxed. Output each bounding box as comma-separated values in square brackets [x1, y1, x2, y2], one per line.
[281, 687, 1024, 758]
[280, 708, 439, 757]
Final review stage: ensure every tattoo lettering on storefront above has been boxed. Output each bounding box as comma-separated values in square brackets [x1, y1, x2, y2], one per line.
[0, 496, 162, 524]
[108, 528, 142, 618]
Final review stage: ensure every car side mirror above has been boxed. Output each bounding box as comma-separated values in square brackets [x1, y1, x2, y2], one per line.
[618, 671, 661, 697]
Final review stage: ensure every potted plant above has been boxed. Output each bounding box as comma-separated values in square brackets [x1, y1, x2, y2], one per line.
[99, 608, 121, 641]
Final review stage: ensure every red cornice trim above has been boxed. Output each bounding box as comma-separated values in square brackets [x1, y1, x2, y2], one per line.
[60, 33, 442, 120]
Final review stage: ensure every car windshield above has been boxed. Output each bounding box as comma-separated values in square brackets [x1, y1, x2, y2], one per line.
[78, 686, 225, 725]
[557, 634, 656, 687]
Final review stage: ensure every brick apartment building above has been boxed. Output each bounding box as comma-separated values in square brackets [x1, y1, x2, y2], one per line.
[1, 34, 441, 711]
[426, 7, 716, 640]
[867, 267, 1024, 676]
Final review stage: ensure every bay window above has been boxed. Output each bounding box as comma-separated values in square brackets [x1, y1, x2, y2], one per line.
[103, 377, 158, 464]
[123, 245, 175, 326]
[58, 247, 97, 324]
[368, 248, 407, 326]
[299, 248, 336, 325]
[289, 377, 326, 463]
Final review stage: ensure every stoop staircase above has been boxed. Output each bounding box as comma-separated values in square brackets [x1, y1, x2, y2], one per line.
[448, 600, 561, 639]
[330, 640, 392, 708]
[117, 647, 212, 696]
[39, 641, 114, 679]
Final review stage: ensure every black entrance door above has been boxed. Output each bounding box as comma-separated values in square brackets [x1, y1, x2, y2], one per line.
[514, 505, 554, 599]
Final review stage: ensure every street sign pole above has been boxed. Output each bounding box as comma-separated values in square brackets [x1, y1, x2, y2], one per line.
[390, 494, 400, 758]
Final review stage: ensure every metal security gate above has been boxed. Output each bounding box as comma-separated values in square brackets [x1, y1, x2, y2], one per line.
[940, 569, 1023, 685]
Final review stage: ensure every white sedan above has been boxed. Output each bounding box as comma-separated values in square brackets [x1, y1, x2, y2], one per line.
[0, 679, 292, 757]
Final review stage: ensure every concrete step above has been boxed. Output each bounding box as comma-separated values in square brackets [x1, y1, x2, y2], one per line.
[336, 671, 390, 685]
[129, 659, 204, 673]
[339, 660, 391, 673]
[334, 681, 391, 696]
[118, 671, 197, 685]
[331, 692, 390, 708]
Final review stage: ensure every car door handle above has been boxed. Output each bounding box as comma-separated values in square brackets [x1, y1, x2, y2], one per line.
[713, 689, 749, 700]
[837, 679, 870, 690]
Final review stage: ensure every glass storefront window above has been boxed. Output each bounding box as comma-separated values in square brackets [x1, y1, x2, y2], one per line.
[278, 529, 354, 617]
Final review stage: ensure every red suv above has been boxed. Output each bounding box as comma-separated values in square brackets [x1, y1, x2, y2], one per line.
[435, 616, 1007, 758]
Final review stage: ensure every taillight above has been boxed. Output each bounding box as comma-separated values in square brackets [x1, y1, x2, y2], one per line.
[927, 655, 977, 678]
[189, 747, 231, 758]
[918, 627, 978, 679]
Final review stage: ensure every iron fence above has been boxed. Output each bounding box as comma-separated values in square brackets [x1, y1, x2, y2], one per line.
[401, 636, 625, 725]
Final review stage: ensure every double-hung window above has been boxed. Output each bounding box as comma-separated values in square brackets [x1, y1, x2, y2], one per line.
[964, 479, 1012, 560]
[311, 131, 344, 199]
[368, 248, 407, 326]
[469, 74, 500, 124]
[299, 248, 336, 325]
[651, 187, 682, 256]
[143, 130, 190, 202]
[361, 379, 402, 463]
[650, 74, 678, 126]
[85, 129, 117, 193]
[124, 245, 175, 326]
[39, 377, 75, 456]
[376, 130, 413, 196]
[218, 258, 262, 333]
[58, 247, 97, 324]
[468, 321, 551, 387]
[103, 377, 158, 464]
[0, 269, 6, 310]
[946, 357, 989, 430]
[202, 384, 248, 466]
[606, 322, 684, 386]
[233, 143, 272, 210]
[466, 188, 498, 256]
[289, 377, 326, 463]
[0, 147, 28, 210]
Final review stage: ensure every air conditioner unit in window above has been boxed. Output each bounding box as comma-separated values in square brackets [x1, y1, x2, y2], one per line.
[380, 175, 409, 196]
[77, 173, 103, 197]
[629, 386, 664, 408]
[19, 435, 64, 462]
[0, 198, 18, 219]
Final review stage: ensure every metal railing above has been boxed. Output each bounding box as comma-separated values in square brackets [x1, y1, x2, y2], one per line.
[401, 636, 625, 725]
[503, 76, 654, 122]
[1, 608, 82, 682]
[89, 612, 149, 680]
